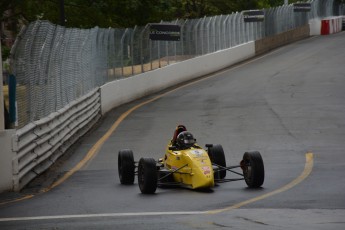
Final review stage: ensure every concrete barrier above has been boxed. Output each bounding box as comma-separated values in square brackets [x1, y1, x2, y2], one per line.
[321, 17, 341, 35]
[255, 25, 310, 56]
[0, 129, 15, 192]
[310, 16, 343, 35]
[101, 42, 256, 114]
[310, 18, 322, 35]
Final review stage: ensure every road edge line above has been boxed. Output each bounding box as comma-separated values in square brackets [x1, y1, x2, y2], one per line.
[207, 152, 314, 214]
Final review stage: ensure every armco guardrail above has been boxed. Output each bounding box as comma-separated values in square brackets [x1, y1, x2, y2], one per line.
[11, 88, 101, 191]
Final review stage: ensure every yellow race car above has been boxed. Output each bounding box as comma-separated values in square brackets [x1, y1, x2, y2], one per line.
[118, 125, 264, 194]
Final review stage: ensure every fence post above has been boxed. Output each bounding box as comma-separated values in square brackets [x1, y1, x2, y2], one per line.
[150, 39, 153, 71]
[223, 15, 229, 49]
[131, 26, 137, 76]
[140, 24, 148, 73]
[212, 16, 216, 52]
[120, 28, 128, 77]
[181, 19, 187, 58]
[206, 17, 211, 54]
[0, 41, 4, 130]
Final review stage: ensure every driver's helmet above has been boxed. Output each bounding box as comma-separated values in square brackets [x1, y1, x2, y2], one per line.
[177, 131, 196, 149]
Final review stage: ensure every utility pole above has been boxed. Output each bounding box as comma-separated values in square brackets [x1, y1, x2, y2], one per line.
[60, 0, 65, 26]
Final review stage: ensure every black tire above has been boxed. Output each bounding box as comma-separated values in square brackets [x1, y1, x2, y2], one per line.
[208, 144, 226, 179]
[241, 151, 265, 188]
[118, 149, 135, 184]
[138, 158, 158, 194]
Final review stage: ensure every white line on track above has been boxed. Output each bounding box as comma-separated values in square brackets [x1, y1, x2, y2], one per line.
[0, 211, 207, 222]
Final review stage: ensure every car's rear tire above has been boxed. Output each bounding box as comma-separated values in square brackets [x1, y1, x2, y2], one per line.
[241, 151, 265, 188]
[208, 144, 226, 179]
[138, 158, 158, 194]
[118, 149, 135, 184]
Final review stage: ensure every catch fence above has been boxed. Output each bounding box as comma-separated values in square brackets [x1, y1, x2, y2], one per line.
[10, 0, 342, 128]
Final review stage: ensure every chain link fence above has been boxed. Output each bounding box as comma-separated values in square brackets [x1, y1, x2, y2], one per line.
[10, 0, 342, 128]
[339, 4, 345, 15]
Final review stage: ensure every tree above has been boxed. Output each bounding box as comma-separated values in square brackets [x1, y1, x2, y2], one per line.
[1, 0, 303, 30]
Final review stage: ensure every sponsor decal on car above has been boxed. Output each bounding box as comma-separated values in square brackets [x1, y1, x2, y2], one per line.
[190, 150, 204, 157]
[202, 166, 211, 175]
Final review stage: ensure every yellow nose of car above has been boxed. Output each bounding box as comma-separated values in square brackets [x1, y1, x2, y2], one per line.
[164, 147, 215, 189]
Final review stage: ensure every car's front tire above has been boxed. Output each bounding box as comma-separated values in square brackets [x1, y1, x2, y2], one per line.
[138, 158, 158, 194]
[241, 151, 265, 188]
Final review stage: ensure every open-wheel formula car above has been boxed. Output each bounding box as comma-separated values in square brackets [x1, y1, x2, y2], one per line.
[118, 125, 264, 194]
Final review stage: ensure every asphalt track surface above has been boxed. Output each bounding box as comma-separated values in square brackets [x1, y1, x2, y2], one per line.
[1, 32, 345, 229]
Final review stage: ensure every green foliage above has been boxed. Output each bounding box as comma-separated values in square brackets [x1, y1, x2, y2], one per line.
[1, 45, 10, 60]
[0, 0, 293, 29]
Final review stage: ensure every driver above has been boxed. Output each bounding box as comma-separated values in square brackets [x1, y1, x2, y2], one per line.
[176, 131, 196, 149]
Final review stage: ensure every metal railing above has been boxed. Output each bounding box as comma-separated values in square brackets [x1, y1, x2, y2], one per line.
[10, 0, 341, 128]
[12, 88, 101, 191]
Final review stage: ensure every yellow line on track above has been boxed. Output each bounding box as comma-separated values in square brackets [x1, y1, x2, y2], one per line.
[207, 152, 314, 214]
[0, 194, 34, 206]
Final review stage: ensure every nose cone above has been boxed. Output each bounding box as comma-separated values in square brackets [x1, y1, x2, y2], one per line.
[191, 160, 214, 189]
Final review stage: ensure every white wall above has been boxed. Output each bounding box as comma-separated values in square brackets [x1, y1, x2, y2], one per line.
[0, 129, 15, 191]
[101, 42, 255, 114]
